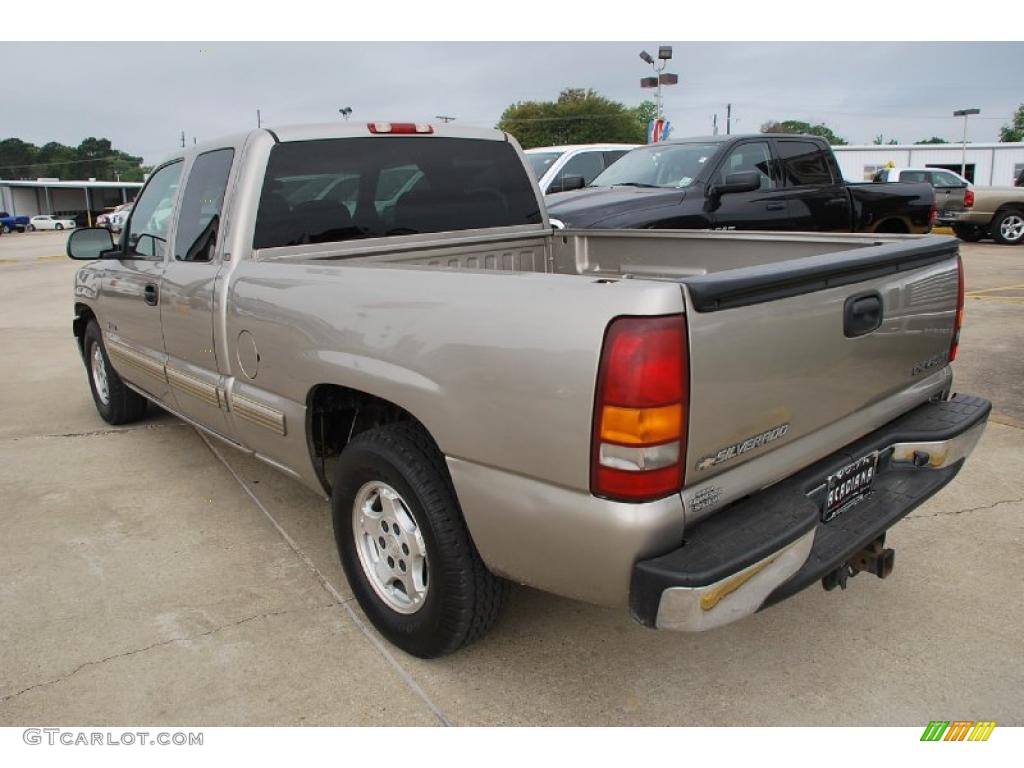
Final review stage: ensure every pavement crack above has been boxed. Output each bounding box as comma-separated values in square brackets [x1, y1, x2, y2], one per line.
[0, 605, 322, 705]
[907, 496, 1023, 521]
[0, 423, 187, 443]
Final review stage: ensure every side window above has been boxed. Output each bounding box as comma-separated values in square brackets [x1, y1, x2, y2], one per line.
[777, 141, 834, 186]
[900, 171, 928, 184]
[124, 161, 183, 259]
[718, 141, 775, 189]
[552, 152, 606, 190]
[174, 149, 234, 262]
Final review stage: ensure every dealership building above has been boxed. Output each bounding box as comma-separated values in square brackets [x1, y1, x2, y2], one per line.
[0, 178, 143, 223]
[833, 142, 1024, 185]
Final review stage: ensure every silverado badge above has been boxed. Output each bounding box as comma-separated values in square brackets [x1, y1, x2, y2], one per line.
[696, 424, 790, 471]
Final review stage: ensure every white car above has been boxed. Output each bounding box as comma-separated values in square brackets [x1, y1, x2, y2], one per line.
[28, 215, 76, 231]
[525, 143, 636, 194]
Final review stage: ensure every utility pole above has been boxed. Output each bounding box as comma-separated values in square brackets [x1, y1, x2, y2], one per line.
[953, 108, 980, 180]
[713, 113, 718, 136]
[435, 115, 456, 123]
[180, 131, 186, 148]
[726, 104, 732, 135]
[257, 109, 262, 128]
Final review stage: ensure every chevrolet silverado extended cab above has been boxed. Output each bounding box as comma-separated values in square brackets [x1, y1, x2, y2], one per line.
[546, 134, 937, 235]
[67, 121, 988, 658]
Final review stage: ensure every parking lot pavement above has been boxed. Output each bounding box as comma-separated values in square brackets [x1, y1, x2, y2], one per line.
[0, 234, 1021, 726]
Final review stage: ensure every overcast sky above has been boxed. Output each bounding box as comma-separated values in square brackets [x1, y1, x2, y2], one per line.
[3, 42, 1022, 166]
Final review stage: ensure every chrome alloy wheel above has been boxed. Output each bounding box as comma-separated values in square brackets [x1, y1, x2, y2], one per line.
[91, 343, 110, 405]
[352, 481, 429, 614]
[1000, 214, 1024, 242]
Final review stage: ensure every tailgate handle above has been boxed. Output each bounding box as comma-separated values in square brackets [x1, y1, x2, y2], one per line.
[844, 292, 882, 337]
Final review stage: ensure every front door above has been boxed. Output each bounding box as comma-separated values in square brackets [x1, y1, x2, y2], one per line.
[98, 160, 184, 402]
[708, 140, 791, 230]
[161, 147, 236, 437]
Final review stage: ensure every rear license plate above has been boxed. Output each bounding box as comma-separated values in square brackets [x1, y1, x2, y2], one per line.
[823, 451, 878, 523]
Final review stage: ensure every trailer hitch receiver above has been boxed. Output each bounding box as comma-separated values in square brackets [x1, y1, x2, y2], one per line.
[822, 535, 895, 591]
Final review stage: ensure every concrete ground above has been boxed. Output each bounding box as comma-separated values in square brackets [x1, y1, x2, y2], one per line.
[1, 230, 1021, 726]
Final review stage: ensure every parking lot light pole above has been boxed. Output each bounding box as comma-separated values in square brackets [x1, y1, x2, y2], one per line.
[953, 108, 980, 180]
[639, 46, 677, 120]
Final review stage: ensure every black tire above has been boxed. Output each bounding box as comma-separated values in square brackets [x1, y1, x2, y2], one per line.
[27, 224, 35, 232]
[1, 224, 10, 234]
[332, 422, 507, 658]
[953, 223, 985, 242]
[991, 209, 1024, 246]
[83, 320, 148, 425]
[55, 223, 64, 230]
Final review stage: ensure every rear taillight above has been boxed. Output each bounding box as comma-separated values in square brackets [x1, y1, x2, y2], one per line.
[367, 122, 434, 134]
[930, 202, 938, 226]
[949, 253, 965, 362]
[964, 188, 975, 208]
[591, 315, 688, 502]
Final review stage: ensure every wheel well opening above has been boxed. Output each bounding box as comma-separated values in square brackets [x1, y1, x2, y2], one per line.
[307, 384, 424, 493]
[74, 303, 96, 356]
[875, 218, 909, 234]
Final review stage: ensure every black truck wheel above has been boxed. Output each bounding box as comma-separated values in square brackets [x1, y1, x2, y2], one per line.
[952, 223, 984, 242]
[332, 422, 507, 658]
[83, 320, 148, 425]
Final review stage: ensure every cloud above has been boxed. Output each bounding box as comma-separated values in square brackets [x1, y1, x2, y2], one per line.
[2, 41, 1021, 166]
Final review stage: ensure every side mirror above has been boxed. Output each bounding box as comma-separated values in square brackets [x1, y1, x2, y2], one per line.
[552, 174, 586, 193]
[66, 227, 116, 260]
[710, 171, 761, 198]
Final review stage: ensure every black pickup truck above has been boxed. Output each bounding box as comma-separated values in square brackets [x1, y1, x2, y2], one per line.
[546, 134, 936, 234]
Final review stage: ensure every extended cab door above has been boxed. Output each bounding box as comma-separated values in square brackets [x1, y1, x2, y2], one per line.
[707, 139, 791, 230]
[773, 138, 852, 231]
[97, 160, 184, 403]
[160, 147, 236, 437]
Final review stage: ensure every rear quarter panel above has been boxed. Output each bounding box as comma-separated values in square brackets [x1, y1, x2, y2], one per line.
[221, 261, 685, 493]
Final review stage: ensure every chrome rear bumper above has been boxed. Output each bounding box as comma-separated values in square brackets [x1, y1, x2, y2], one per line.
[633, 396, 990, 632]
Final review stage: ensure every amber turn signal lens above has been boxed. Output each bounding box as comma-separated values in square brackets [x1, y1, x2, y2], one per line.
[600, 404, 682, 446]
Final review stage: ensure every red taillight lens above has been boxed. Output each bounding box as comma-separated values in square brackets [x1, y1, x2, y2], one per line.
[367, 122, 434, 134]
[591, 315, 688, 502]
[964, 188, 975, 208]
[930, 202, 938, 226]
[949, 254, 964, 362]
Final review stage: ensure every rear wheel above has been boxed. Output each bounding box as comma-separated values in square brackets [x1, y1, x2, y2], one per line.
[83, 320, 148, 424]
[55, 223, 64, 230]
[1, 224, 10, 234]
[991, 209, 1024, 245]
[953, 223, 985, 242]
[27, 224, 35, 231]
[332, 422, 507, 658]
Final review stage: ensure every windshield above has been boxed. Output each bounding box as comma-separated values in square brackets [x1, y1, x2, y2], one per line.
[590, 143, 720, 189]
[526, 152, 564, 180]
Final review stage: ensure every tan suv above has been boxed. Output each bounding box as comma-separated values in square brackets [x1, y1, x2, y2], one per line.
[949, 186, 1024, 245]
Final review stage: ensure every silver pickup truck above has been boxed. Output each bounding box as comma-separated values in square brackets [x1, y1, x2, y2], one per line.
[67, 122, 990, 657]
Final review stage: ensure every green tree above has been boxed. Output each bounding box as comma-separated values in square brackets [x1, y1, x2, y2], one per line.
[35, 141, 78, 178]
[999, 103, 1024, 142]
[498, 89, 651, 148]
[0, 136, 145, 180]
[0, 138, 39, 178]
[760, 119, 848, 145]
[914, 137, 949, 144]
[873, 134, 899, 145]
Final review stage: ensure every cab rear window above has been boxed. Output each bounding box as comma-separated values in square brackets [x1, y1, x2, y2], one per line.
[253, 137, 542, 249]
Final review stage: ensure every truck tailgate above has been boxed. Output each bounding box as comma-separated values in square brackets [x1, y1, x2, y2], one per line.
[680, 236, 960, 506]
